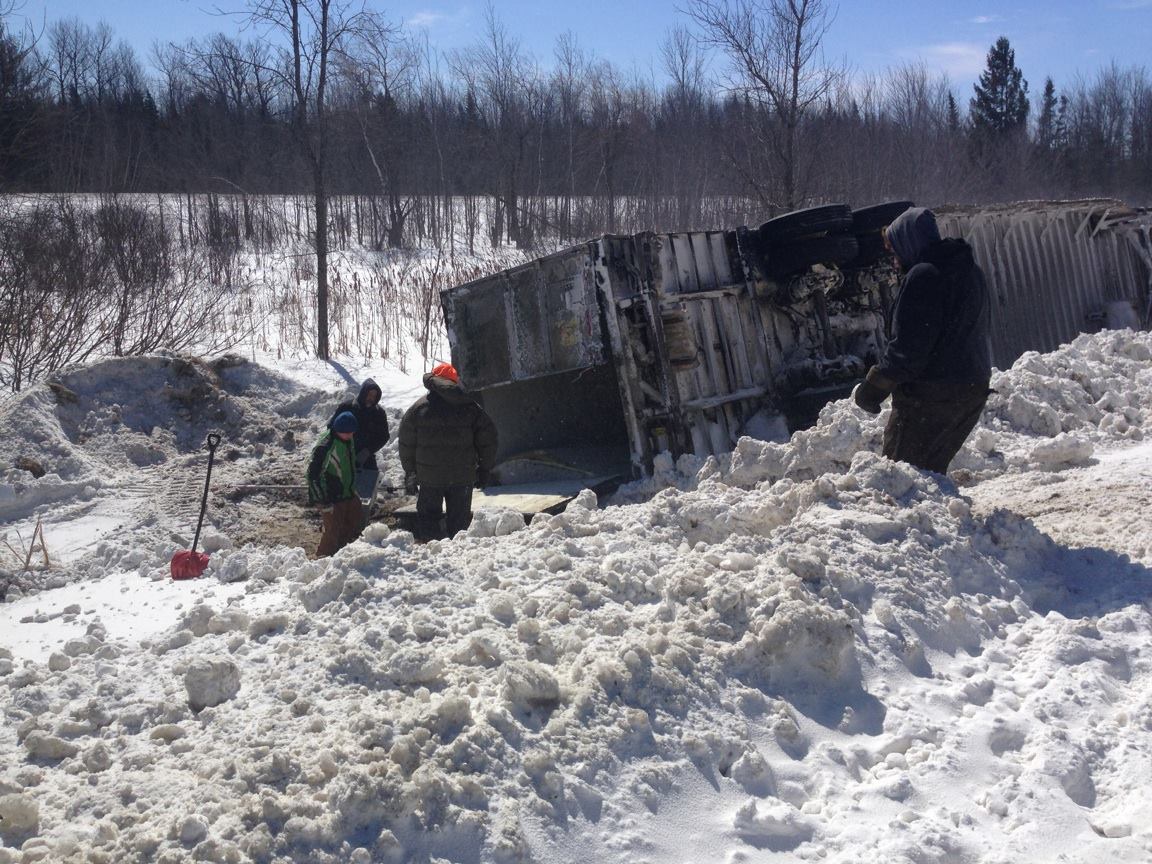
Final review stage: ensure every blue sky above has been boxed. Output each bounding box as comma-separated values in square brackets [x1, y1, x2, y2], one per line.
[13, 0, 1152, 96]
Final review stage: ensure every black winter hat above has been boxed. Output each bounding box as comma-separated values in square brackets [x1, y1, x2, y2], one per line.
[332, 411, 358, 433]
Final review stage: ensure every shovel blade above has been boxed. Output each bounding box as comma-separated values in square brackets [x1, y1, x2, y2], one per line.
[171, 550, 210, 580]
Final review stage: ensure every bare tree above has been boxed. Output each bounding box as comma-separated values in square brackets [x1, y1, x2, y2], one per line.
[660, 26, 711, 228]
[688, 0, 842, 210]
[452, 4, 540, 247]
[242, 0, 386, 359]
[342, 19, 416, 248]
[552, 32, 589, 240]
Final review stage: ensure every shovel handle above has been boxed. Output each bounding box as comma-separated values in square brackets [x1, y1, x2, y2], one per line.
[190, 432, 222, 554]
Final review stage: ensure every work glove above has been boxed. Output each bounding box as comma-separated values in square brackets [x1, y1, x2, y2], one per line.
[475, 468, 491, 489]
[852, 367, 895, 415]
[404, 473, 418, 495]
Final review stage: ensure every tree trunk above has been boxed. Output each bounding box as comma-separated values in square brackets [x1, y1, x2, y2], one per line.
[313, 162, 329, 360]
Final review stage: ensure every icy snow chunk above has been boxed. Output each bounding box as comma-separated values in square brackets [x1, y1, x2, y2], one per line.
[47, 652, 71, 672]
[0, 793, 39, 836]
[62, 636, 99, 657]
[248, 613, 290, 639]
[733, 597, 859, 691]
[487, 592, 516, 624]
[184, 656, 241, 711]
[850, 450, 919, 497]
[503, 661, 561, 709]
[23, 731, 78, 761]
[179, 814, 210, 846]
[154, 629, 194, 655]
[361, 522, 391, 544]
[182, 604, 216, 637]
[732, 799, 813, 846]
[83, 743, 111, 773]
[566, 488, 598, 511]
[215, 552, 249, 583]
[383, 647, 444, 686]
[467, 507, 526, 538]
[150, 724, 187, 743]
[726, 437, 786, 487]
[300, 571, 345, 612]
[720, 552, 757, 572]
[1029, 433, 1093, 467]
[207, 609, 250, 634]
[730, 750, 776, 796]
[199, 531, 232, 554]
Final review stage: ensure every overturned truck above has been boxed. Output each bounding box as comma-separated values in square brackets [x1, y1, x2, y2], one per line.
[442, 199, 1152, 489]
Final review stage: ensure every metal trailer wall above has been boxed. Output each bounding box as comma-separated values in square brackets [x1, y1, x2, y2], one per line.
[936, 201, 1152, 370]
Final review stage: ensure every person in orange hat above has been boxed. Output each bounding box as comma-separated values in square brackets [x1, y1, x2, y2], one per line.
[398, 362, 498, 540]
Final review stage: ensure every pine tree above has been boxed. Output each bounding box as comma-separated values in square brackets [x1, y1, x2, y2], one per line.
[970, 36, 1030, 138]
[946, 92, 961, 133]
[1054, 94, 1070, 150]
[1036, 77, 1057, 150]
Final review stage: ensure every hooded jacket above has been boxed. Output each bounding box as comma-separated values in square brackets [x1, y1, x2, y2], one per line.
[398, 373, 498, 487]
[877, 211, 991, 388]
[329, 379, 390, 465]
[307, 430, 358, 505]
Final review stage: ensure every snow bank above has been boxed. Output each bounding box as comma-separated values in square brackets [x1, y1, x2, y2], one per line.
[1, 330, 1151, 862]
[0, 456, 1148, 859]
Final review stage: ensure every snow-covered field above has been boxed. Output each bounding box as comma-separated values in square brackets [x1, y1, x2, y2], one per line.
[1, 329, 1151, 863]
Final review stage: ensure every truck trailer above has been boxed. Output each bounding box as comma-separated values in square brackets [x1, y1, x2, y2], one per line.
[441, 199, 1151, 499]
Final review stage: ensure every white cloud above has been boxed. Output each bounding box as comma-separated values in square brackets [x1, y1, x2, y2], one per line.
[406, 11, 448, 29]
[902, 42, 988, 80]
[404, 8, 471, 31]
[969, 15, 1003, 24]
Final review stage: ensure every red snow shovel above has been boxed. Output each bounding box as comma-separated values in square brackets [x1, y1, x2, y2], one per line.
[171, 432, 222, 580]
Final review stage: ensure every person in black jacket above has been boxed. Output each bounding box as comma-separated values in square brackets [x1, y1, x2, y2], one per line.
[399, 363, 498, 540]
[853, 207, 992, 474]
[329, 378, 390, 471]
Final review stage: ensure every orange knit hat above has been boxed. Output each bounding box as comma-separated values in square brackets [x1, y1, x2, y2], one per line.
[431, 362, 459, 383]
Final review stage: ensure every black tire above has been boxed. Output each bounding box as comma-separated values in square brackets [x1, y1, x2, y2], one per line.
[848, 232, 890, 267]
[850, 201, 915, 233]
[766, 233, 859, 277]
[758, 204, 853, 244]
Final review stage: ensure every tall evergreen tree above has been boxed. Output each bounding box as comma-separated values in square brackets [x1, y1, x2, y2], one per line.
[946, 92, 961, 133]
[1036, 76, 1057, 150]
[970, 36, 1030, 138]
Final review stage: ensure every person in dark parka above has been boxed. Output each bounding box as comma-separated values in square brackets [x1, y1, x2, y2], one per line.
[399, 363, 498, 540]
[329, 378, 390, 471]
[853, 207, 992, 474]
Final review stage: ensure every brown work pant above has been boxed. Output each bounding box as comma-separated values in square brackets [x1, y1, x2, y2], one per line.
[316, 497, 365, 557]
[882, 382, 990, 475]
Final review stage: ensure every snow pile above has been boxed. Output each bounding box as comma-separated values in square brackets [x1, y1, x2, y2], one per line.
[0, 352, 416, 598]
[2, 454, 1151, 860]
[1, 330, 1151, 862]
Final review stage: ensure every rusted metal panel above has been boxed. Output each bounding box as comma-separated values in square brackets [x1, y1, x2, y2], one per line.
[442, 245, 604, 389]
[936, 201, 1152, 368]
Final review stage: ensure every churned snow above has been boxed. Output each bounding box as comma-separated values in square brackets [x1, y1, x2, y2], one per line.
[0, 330, 1150, 863]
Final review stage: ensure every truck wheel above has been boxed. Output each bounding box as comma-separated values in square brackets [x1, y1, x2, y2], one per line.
[850, 201, 915, 233]
[758, 204, 853, 244]
[849, 232, 890, 267]
[766, 233, 859, 277]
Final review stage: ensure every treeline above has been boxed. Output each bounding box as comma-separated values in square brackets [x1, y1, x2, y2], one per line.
[1, 9, 1151, 250]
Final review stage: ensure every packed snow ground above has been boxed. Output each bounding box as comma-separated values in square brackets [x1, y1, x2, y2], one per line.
[1, 330, 1151, 863]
